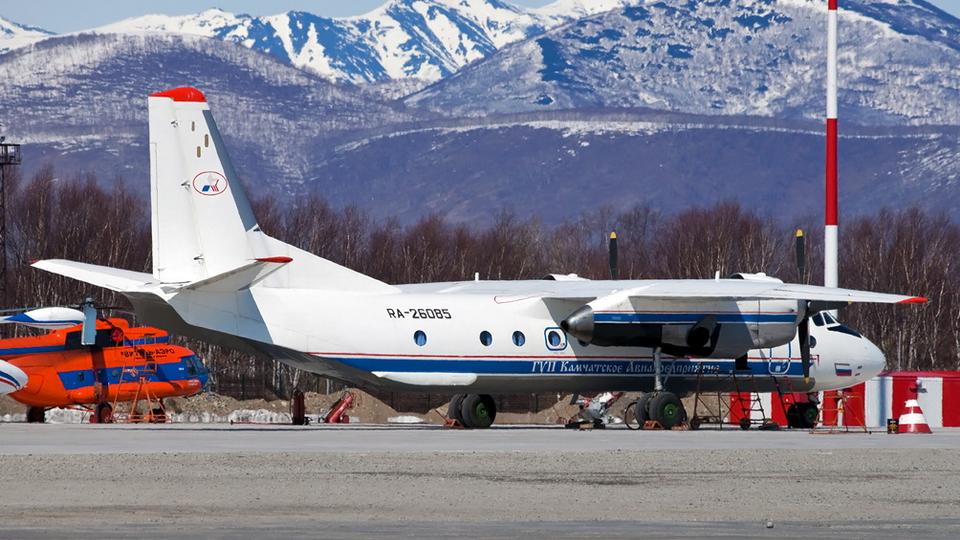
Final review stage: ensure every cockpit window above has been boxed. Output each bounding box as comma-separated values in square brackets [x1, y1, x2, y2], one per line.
[64, 329, 119, 349]
[828, 324, 863, 338]
[812, 313, 825, 327]
[823, 313, 838, 325]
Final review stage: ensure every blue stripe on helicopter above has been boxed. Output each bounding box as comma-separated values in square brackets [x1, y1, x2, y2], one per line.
[57, 355, 206, 390]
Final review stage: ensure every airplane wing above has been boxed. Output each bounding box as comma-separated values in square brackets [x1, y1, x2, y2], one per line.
[575, 281, 925, 306]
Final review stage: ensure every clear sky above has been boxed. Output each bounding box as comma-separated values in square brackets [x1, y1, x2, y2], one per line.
[3, 0, 959, 33]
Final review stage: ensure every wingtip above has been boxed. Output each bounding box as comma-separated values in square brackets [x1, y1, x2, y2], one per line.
[899, 297, 928, 304]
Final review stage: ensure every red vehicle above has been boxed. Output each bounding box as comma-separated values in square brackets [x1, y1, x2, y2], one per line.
[4, 316, 207, 423]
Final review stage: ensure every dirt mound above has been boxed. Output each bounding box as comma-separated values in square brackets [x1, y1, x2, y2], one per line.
[0, 396, 23, 416]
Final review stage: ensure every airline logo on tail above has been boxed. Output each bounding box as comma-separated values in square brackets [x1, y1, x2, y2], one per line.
[193, 171, 228, 196]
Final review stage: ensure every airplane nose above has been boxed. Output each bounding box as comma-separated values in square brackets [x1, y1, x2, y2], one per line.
[862, 337, 886, 380]
[0, 360, 28, 394]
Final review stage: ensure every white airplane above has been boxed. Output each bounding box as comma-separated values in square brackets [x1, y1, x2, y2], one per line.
[34, 87, 926, 429]
[0, 360, 28, 396]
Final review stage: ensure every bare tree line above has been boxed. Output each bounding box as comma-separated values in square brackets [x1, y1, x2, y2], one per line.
[5, 166, 957, 399]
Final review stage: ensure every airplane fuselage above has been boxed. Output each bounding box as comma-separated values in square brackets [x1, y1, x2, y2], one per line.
[135, 281, 885, 397]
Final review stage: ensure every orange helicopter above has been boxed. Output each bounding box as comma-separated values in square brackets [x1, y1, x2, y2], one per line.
[0, 304, 207, 423]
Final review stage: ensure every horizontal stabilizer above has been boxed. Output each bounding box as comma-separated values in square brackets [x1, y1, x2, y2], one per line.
[183, 257, 292, 293]
[32, 260, 156, 292]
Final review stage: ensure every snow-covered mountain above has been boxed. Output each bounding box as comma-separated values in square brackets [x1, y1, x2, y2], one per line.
[90, 1, 564, 84]
[0, 1, 958, 226]
[408, 0, 960, 126]
[0, 32, 417, 189]
[0, 0, 635, 84]
[0, 16, 53, 54]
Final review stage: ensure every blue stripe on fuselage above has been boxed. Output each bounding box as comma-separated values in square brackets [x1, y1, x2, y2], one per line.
[326, 356, 805, 378]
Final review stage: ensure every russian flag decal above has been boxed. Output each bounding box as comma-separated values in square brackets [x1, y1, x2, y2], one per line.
[834, 363, 852, 377]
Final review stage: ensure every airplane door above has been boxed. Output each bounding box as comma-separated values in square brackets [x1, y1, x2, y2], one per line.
[767, 344, 791, 376]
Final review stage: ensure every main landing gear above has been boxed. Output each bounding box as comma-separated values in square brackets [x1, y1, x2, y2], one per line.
[26, 406, 46, 423]
[786, 402, 819, 429]
[625, 347, 688, 430]
[448, 394, 497, 429]
[627, 391, 687, 430]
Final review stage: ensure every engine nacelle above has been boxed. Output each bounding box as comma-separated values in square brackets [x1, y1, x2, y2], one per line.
[561, 295, 802, 358]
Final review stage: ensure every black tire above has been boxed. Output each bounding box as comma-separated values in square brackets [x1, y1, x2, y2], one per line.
[786, 403, 801, 428]
[800, 402, 819, 429]
[447, 394, 466, 425]
[739, 417, 751, 430]
[635, 393, 654, 425]
[648, 392, 685, 429]
[460, 394, 496, 429]
[95, 402, 114, 424]
[689, 416, 702, 431]
[26, 407, 45, 423]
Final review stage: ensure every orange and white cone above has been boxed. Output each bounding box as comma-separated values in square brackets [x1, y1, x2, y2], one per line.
[897, 399, 932, 434]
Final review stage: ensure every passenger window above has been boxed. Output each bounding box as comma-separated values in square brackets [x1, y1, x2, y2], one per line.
[204, 134, 210, 148]
[545, 328, 567, 351]
[480, 331, 493, 346]
[512, 331, 525, 347]
[414, 331, 427, 347]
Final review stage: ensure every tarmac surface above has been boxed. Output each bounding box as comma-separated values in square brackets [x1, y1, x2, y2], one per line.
[2, 424, 959, 539]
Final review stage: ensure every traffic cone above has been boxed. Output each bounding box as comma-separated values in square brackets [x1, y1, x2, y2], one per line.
[897, 399, 932, 434]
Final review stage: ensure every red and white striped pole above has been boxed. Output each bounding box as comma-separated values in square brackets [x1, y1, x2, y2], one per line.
[824, 0, 839, 294]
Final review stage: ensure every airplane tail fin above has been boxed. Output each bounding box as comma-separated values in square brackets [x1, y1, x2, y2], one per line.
[148, 87, 393, 292]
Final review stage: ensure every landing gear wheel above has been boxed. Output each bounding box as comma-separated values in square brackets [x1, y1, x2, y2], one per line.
[447, 394, 466, 425]
[634, 393, 654, 429]
[739, 417, 751, 430]
[801, 403, 819, 429]
[689, 416, 702, 431]
[786, 403, 819, 429]
[460, 394, 496, 429]
[648, 392, 685, 429]
[26, 406, 45, 423]
[95, 402, 114, 424]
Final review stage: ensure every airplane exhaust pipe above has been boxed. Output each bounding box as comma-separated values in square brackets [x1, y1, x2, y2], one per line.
[561, 306, 594, 343]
